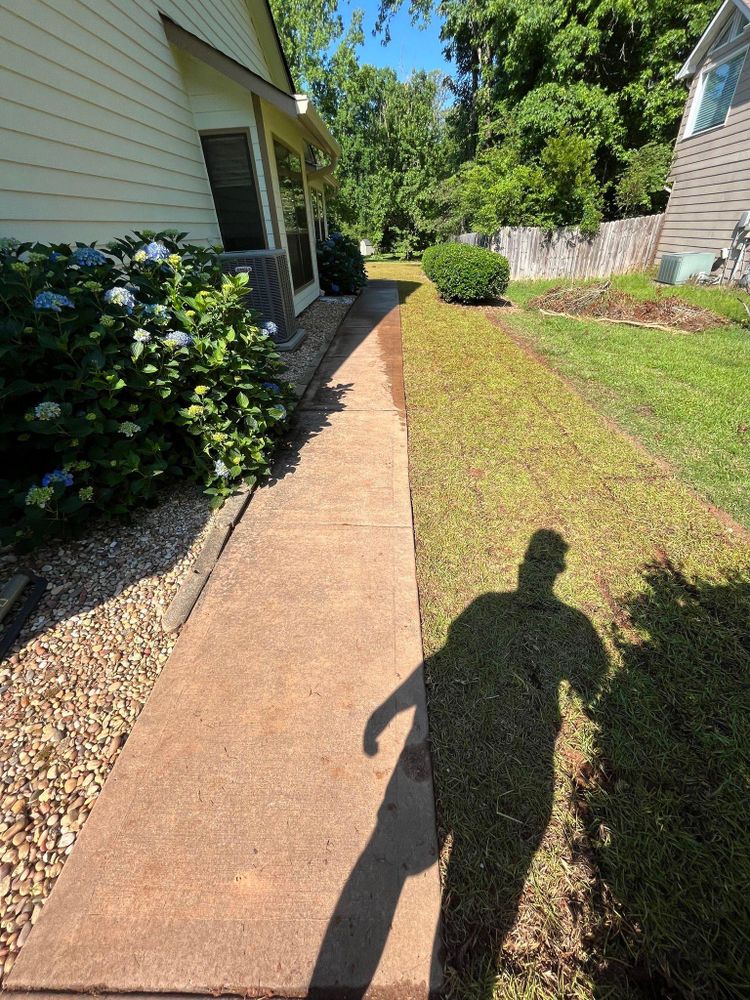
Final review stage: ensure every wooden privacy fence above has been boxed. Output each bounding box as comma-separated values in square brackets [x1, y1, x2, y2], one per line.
[457, 213, 664, 280]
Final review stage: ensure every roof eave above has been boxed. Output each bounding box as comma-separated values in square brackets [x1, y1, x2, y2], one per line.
[676, 0, 750, 79]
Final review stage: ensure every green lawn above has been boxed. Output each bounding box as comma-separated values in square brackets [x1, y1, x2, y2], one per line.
[505, 273, 750, 528]
[368, 261, 750, 1000]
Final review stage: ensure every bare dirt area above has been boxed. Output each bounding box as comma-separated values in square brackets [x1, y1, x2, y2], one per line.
[530, 283, 729, 332]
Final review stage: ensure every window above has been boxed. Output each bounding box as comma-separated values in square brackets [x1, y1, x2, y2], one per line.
[273, 140, 314, 290]
[711, 8, 749, 51]
[200, 133, 265, 251]
[312, 189, 327, 241]
[687, 49, 747, 136]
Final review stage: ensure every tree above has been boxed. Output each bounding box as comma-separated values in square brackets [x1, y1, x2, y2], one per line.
[615, 142, 673, 217]
[271, 1, 451, 251]
[375, 0, 718, 228]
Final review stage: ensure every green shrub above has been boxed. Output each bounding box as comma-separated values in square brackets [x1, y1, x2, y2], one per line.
[0, 231, 293, 547]
[316, 232, 366, 295]
[422, 242, 510, 303]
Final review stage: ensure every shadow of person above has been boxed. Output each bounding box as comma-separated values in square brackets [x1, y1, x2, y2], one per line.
[309, 663, 440, 999]
[310, 529, 607, 997]
[428, 530, 608, 989]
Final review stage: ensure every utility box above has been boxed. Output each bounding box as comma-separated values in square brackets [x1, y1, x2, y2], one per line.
[656, 251, 717, 285]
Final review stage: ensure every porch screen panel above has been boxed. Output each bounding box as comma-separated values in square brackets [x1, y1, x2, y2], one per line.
[200, 133, 265, 251]
[273, 141, 314, 289]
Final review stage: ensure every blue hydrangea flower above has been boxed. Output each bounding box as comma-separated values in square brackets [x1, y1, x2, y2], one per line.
[103, 287, 136, 313]
[133, 328, 151, 343]
[71, 247, 108, 267]
[164, 330, 192, 348]
[33, 401, 62, 421]
[262, 381, 280, 394]
[142, 303, 169, 324]
[42, 469, 74, 488]
[330, 282, 340, 294]
[143, 241, 169, 262]
[34, 291, 74, 313]
[214, 459, 230, 478]
[262, 320, 278, 337]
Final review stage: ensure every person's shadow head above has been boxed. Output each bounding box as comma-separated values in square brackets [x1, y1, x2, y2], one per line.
[515, 528, 569, 605]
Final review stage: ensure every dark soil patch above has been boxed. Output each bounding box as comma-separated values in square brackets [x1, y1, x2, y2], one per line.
[530, 284, 728, 333]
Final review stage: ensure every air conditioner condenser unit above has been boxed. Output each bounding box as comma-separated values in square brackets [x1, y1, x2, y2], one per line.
[656, 251, 717, 285]
[219, 249, 306, 351]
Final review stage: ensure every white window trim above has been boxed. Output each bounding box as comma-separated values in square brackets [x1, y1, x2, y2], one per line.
[684, 45, 748, 139]
[710, 7, 750, 53]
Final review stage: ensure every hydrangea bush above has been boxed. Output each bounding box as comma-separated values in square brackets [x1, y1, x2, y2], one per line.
[0, 231, 294, 546]
[316, 232, 366, 296]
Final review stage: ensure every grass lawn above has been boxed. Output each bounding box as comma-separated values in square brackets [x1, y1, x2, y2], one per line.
[368, 261, 750, 1000]
[504, 273, 750, 529]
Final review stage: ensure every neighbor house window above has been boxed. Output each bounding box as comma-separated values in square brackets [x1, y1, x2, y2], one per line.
[273, 140, 314, 289]
[687, 49, 747, 136]
[200, 133, 266, 251]
[710, 8, 749, 51]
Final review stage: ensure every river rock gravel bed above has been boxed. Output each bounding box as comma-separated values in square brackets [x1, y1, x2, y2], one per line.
[281, 295, 356, 385]
[0, 486, 212, 981]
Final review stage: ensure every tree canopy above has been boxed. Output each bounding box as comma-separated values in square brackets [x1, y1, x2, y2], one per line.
[271, 0, 720, 248]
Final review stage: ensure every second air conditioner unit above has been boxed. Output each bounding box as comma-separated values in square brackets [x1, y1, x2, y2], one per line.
[219, 249, 306, 351]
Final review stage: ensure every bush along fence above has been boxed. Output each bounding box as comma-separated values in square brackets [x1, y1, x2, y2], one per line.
[0, 232, 294, 548]
[458, 212, 664, 281]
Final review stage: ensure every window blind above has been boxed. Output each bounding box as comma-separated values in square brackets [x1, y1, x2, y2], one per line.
[691, 51, 745, 134]
[200, 133, 266, 252]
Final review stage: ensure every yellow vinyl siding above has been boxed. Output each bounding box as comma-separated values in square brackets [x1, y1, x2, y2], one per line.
[0, 1, 222, 243]
[0, 0, 324, 309]
[156, 0, 273, 82]
[174, 51, 275, 248]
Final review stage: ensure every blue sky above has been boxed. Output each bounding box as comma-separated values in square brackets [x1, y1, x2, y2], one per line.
[344, 0, 452, 79]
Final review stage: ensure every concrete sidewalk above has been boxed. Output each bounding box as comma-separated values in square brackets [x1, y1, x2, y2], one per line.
[6, 281, 443, 999]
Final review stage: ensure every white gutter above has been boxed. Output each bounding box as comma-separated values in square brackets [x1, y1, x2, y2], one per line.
[294, 95, 341, 163]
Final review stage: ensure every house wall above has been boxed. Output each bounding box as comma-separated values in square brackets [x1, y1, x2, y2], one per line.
[157, 0, 273, 82]
[0, 0, 223, 243]
[657, 31, 750, 260]
[174, 50, 276, 249]
[260, 101, 322, 314]
[0, 0, 325, 313]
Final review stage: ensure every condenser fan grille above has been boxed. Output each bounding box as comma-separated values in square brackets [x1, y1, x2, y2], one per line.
[219, 249, 304, 349]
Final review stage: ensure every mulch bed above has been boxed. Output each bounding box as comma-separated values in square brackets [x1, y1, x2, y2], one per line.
[530, 283, 728, 333]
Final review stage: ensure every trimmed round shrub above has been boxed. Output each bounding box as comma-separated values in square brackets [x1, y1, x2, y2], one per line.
[0, 231, 294, 547]
[316, 232, 366, 295]
[422, 242, 510, 303]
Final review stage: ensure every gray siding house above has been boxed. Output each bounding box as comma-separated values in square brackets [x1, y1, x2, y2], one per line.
[657, 0, 750, 260]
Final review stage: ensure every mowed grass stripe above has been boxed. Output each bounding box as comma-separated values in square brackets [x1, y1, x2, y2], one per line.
[369, 262, 750, 1000]
[506, 274, 750, 529]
